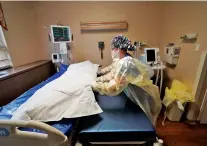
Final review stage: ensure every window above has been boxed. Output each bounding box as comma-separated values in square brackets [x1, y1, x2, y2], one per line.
[0, 26, 12, 70]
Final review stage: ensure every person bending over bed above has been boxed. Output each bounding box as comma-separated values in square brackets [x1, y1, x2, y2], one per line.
[92, 35, 161, 125]
[93, 35, 154, 95]
[96, 35, 133, 82]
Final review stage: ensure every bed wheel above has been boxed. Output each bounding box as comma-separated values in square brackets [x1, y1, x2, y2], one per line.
[144, 141, 153, 146]
[153, 139, 163, 146]
[75, 142, 82, 146]
[81, 142, 90, 146]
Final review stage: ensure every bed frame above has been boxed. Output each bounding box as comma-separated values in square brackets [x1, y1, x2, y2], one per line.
[0, 61, 72, 146]
[0, 120, 68, 146]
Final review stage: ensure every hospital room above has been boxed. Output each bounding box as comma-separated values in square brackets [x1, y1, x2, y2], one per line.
[0, 1, 207, 146]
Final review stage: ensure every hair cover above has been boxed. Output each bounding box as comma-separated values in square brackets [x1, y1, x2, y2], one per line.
[111, 35, 135, 51]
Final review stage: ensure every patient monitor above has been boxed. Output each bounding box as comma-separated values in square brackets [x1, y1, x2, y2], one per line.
[144, 48, 158, 65]
[50, 25, 72, 67]
[50, 25, 71, 43]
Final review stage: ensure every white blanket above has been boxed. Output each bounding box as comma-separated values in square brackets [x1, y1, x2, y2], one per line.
[12, 61, 103, 121]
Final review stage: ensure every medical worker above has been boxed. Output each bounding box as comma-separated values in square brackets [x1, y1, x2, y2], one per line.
[92, 35, 161, 125]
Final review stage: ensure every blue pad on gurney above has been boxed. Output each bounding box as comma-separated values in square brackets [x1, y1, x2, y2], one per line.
[79, 92, 156, 142]
[0, 64, 74, 135]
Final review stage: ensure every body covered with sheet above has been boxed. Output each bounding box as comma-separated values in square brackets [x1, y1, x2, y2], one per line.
[12, 61, 102, 121]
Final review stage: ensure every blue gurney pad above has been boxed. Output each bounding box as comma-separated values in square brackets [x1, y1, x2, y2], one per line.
[79, 92, 156, 142]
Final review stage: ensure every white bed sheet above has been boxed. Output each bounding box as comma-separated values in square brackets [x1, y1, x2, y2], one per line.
[12, 61, 103, 121]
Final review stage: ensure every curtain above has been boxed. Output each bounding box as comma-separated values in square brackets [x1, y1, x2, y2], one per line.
[0, 2, 7, 30]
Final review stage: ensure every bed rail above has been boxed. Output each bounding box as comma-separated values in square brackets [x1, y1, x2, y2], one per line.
[0, 120, 68, 146]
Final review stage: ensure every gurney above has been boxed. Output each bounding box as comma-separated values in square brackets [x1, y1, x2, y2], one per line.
[77, 90, 157, 146]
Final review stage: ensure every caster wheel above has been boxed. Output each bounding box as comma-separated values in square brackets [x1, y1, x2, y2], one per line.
[153, 139, 163, 146]
[75, 142, 82, 146]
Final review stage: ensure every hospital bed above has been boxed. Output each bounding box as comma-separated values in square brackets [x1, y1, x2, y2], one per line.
[0, 63, 157, 146]
[0, 64, 75, 146]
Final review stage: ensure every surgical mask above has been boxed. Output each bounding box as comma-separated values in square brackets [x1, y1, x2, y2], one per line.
[111, 50, 120, 60]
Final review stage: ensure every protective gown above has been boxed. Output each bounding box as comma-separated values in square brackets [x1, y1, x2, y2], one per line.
[92, 56, 162, 125]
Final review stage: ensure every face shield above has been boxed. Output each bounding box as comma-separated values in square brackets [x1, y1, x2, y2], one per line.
[111, 48, 120, 60]
[110, 35, 132, 60]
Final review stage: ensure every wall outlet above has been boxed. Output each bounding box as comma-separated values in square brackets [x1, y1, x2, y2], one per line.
[195, 44, 200, 51]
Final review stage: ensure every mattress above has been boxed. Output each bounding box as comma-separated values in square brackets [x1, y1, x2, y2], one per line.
[0, 64, 75, 135]
[78, 92, 156, 142]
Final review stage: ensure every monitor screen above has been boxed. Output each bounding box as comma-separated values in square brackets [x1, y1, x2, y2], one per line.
[52, 26, 70, 42]
[53, 54, 58, 59]
[146, 49, 156, 62]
